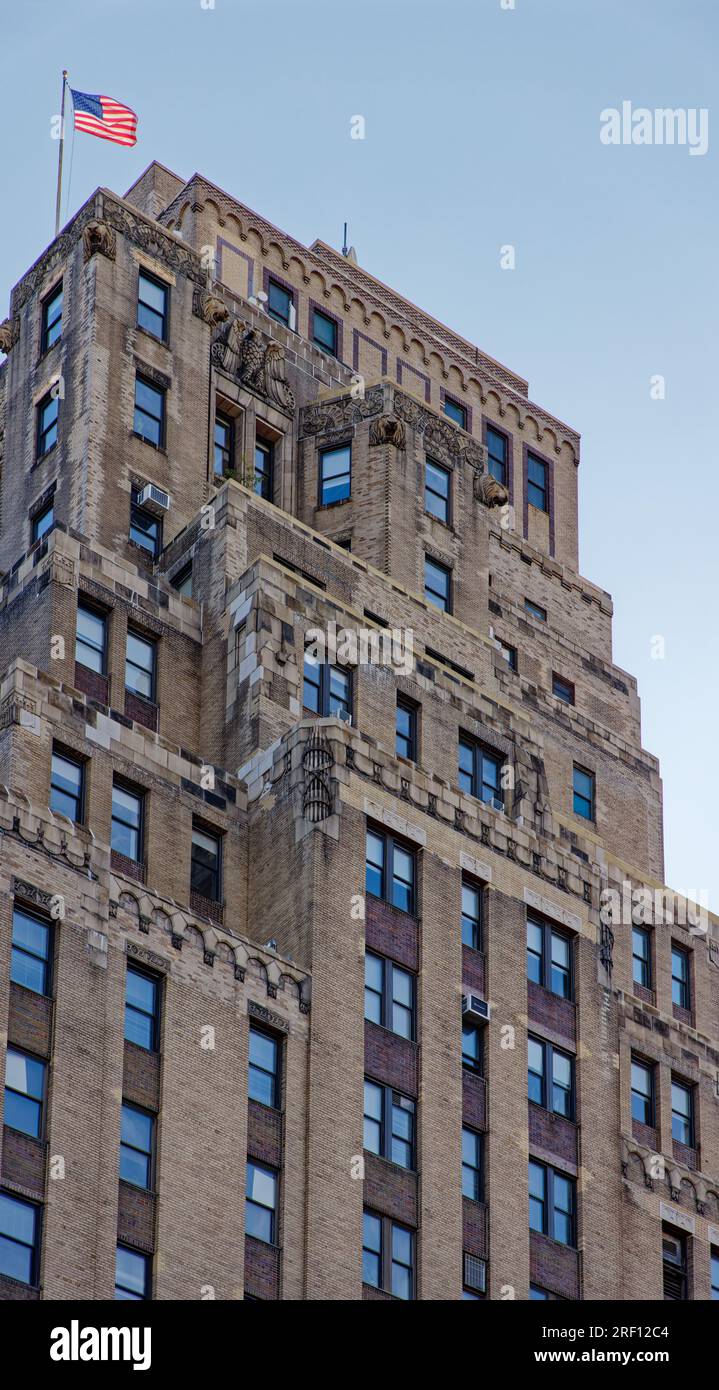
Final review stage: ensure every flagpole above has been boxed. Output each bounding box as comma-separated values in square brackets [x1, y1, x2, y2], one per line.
[54, 70, 68, 238]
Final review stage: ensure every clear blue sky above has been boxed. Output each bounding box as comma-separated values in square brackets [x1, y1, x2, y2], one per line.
[2, 0, 717, 907]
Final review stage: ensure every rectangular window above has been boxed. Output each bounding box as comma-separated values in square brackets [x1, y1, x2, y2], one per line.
[527, 452, 548, 511]
[486, 425, 507, 486]
[112, 781, 143, 863]
[172, 564, 193, 597]
[527, 915, 572, 1000]
[395, 698, 417, 761]
[214, 412, 233, 476]
[425, 459, 451, 523]
[553, 674, 575, 705]
[631, 1058, 655, 1127]
[362, 1209, 414, 1299]
[529, 1160, 576, 1246]
[0, 1192, 40, 1286]
[119, 1103, 154, 1189]
[312, 308, 338, 356]
[462, 1020, 483, 1073]
[10, 905, 51, 996]
[632, 926, 652, 989]
[129, 490, 162, 558]
[572, 765, 594, 821]
[525, 598, 547, 621]
[191, 823, 222, 903]
[267, 279, 293, 327]
[126, 631, 156, 701]
[462, 1252, 487, 1299]
[3, 1049, 45, 1139]
[137, 270, 168, 341]
[41, 283, 63, 353]
[711, 1248, 719, 1300]
[363, 1079, 415, 1169]
[32, 500, 55, 544]
[76, 602, 107, 675]
[245, 1160, 277, 1243]
[671, 1080, 694, 1147]
[302, 651, 352, 720]
[424, 555, 451, 611]
[133, 375, 165, 449]
[461, 878, 482, 950]
[365, 826, 416, 914]
[671, 945, 690, 1010]
[115, 1244, 150, 1300]
[319, 443, 351, 505]
[462, 1128, 483, 1201]
[124, 965, 159, 1051]
[443, 396, 467, 430]
[364, 952, 415, 1040]
[662, 1229, 687, 1301]
[458, 736, 503, 810]
[50, 748, 84, 823]
[36, 391, 59, 458]
[248, 1027, 280, 1108]
[528, 1036, 574, 1118]
[497, 637, 517, 671]
[254, 439, 273, 500]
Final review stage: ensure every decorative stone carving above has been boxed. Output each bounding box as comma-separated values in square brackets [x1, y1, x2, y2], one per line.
[302, 727, 334, 823]
[599, 921, 615, 978]
[212, 320, 295, 413]
[474, 472, 509, 508]
[193, 288, 229, 327]
[300, 385, 384, 437]
[103, 200, 205, 284]
[394, 391, 487, 467]
[0, 317, 19, 355]
[82, 220, 116, 263]
[369, 415, 406, 449]
[263, 340, 295, 413]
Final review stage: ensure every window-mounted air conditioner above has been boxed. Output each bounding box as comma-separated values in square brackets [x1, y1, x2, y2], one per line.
[462, 993, 490, 1023]
[137, 483, 171, 516]
[338, 709, 353, 726]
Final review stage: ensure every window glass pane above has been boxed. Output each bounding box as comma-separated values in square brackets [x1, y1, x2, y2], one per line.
[424, 556, 450, 610]
[366, 830, 384, 898]
[0, 1193, 35, 1247]
[320, 446, 351, 504]
[313, 310, 337, 352]
[443, 397, 466, 428]
[115, 1246, 147, 1298]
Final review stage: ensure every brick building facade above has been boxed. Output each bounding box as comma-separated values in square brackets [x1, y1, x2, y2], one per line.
[0, 160, 716, 1301]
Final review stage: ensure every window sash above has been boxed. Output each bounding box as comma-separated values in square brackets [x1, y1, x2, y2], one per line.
[254, 441, 273, 499]
[133, 377, 165, 448]
[424, 556, 450, 610]
[527, 453, 548, 510]
[0, 1193, 38, 1285]
[50, 751, 84, 822]
[396, 700, 417, 760]
[425, 460, 450, 522]
[245, 1161, 277, 1243]
[41, 285, 63, 352]
[671, 948, 689, 1008]
[130, 502, 161, 557]
[461, 880, 481, 950]
[124, 967, 158, 1050]
[37, 393, 59, 457]
[11, 907, 51, 996]
[248, 1028, 280, 1107]
[119, 1104, 154, 1188]
[115, 1245, 149, 1299]
[76, 604, 106, 674]
[443, 396, 466, 429]
[572, 766, 594, 820]
[191, 827, 222, 902]
[312, 309, 337, 354]
[137, 272, 168, 340]
[112, 784, 143, 862]
[267, 280, 292, 326]
[125, 633, 156, 701]
[32, 502, 55, 543]
[671, 1083, 693, 1145]
[631, 1061, 654, 1126]
[4, 1050, 45, 1139]
[632, 928, 651, 987]
[462, 1128, 482, 1201]
[486, 426, 507, 485]
[320, 445, 351, 505]
[459, 737, 503, 810]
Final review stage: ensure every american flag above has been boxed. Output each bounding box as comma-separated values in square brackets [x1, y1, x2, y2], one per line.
[70, 89, 138, 146]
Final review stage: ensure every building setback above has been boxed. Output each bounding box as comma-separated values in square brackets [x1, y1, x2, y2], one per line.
[0, 161, 717, 1301]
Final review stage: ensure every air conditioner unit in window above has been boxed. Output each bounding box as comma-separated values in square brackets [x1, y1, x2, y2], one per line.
[462, 993, 490, 1023]
[338, 709, 353, 725]
[137, 483, 171, 515]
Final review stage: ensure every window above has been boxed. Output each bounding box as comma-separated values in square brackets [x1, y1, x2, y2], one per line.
[31, 499, 55, 544]
[425, 459, 451, 523]
[254, 439, 273, 500]
[572, 765, 594, 821]
[527, 916, 572, 999]
[130, 490, 162, 558]
[632, 926, 652, 990]
[115, 1245, 150, 1300]
[458, 736, 503, 810]
[172, 564, 193, 597]
[671, 1080, 694, 1147]
[486, 425, 507, 486]
[527, 453, 548, 511]
[462, 1128, 483, 1201]
[424, 555, 451, 611]
[443, 396, 467, 430]
[10, 905, 51, 996]
[529, 1161, 576, 1246]
[50, 748, 84, 822]
[245, 1160, 277, 1243]
[528, 1036, 574, 1118]
[41, 283, 63, 353]
[302, 650, 352, 719]
[362, 1210, 414, 1299]
[36, 391, 59, 458]
[462, 1253, 486, 1299]
[671, 945, 690, 1010]
[530, 1285, 549, 1299]
[214, 412, 233, 476]
[191, 823, 222, 903]
[137, 270, 168, 341]
[497, 637, 517, 671]
[662, 1229, 687, 1300]
[4, 1050, 45, 1138]
[319, 443, 351, 505]
[133, 375, 165, 448]
[312, 308, 338, 356]
[248, 1028, 280, 1108]
[365, 826, 416, 914]
[267, 279, 293, 327]
[461, 878, 482, 950]
[395, 698, 417, 761]
[553, 674, 575, 705]
[75, 602, 106, 674]
[119, 1103, 154, 1188]
[0, 1192, 40, 1285]
[112, 782, 143, 864]
[462, 1020, 483, 1073]
[525, 598, 546, 621]
[364, 952, 415, 1040]
[711, 1248, 719, 1300]
[124, 966, 159, 1051]
[125, 631, 156, 701]
[631, 1058, 655, 1127]
[363, 1080, 415, 1169]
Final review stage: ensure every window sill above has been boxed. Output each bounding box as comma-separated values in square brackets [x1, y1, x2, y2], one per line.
[529, 1100, 578, 1129]
[363, 1148, 417, 1178]
[32, 444, 57, 470]
[366, 891, 417, 922]
[317, 497, 352, 511]
[130, 430, 167, 456]
[136, 325, 170, 351]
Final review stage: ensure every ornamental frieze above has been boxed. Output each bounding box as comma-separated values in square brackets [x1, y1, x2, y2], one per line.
[212, 317, 295, 414]
[299, 385, 384, 438]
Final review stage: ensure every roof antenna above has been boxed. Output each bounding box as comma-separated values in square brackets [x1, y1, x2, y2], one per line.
[342, 221, 358, 265]
[342, 221, 348, 256]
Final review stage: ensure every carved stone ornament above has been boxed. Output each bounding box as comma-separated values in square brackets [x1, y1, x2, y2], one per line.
[302, 727, 334, 823]
[474, 472, 509, 508]
[300, 385, 384, 438]
[82, 220, 117, 263]
[193, 288, 229, 327]
[212, 318, 295, 413]
[394, 391, 486, 468]
[369, 415, 406, 449]
[0, 317, 19, 354]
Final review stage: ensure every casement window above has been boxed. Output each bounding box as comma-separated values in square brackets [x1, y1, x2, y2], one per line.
[395, 697, 418, 761]
[245, 1160, 278, 1243]
[133, 375, 165, 448]
[312, 308, 338, 356]
[124, 965, 159, 1051]
[364, 952, 415, 1040]
[525, 598, 547, 621]
[497, 637, 517, 671]
[319, 443, 351, 505]
[662, 1229, 687, 1301]
[112, 782, 143, 863]
[125, 631, 156, 701]
[671, 945, 690, 1010]
[529, 1160, 576, 1247]
[75, 602, 107, 674]
[3, 1049, 45, 1139]
[363, 1079, 415, 1169]
[31, 499, 55, 544]
[572, 765, 594, 821]
[527, 452, 548, 511]
[458, 735, 504, 810]
[631, 1058, 655, 1127]
[671, 1079, 694, 1147]
[425, 459, 451, 524]
[0, 1192, 40, 1286]
[530, 1285, 563, 1300]
[137, 270, 168, 342]
[424, 554, 451, 612]
[171, 564, 193, 597]
[302, 650, 352, 719]
[443, 395, 467, 430]
[214, 412, 233, 476]
[115, 1245, 151, 1300]
[365, 826, 416, 914]
[248, 1027, 280, 1108]
[486, 425, 508, 486]
[462, 1020, 483, 1074]
[191, 824, 222, 904]
[119, 1103, 154, 1189]
[362, 1209, 414, 1300]
[254, 439, 274, 500]
[50, 748, 84, 823]
[461, 878, 482, 951]
[41, 283, 63, 353]
[36, 391, 59, 459]
[462, 1253, 487, 1299]
[462, 1127, 483, 1201]
[130, 489, 162, 558]
[267, 278, 294, 328]
[711, 1248, 719, 1300]
[10, 905, 51, 997]
[632, 926, 652, 989]
[527, 915, 572, 1000]
[553, 673, 575, 705]
[528, 1036, 574, 1119]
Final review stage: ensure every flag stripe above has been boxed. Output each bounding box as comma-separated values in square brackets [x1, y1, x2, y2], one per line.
[70, 89, 138, 146]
